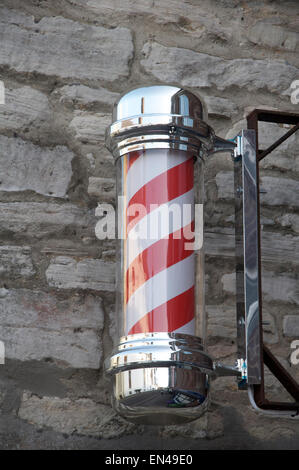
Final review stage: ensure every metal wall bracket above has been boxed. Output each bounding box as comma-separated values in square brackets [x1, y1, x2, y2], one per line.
[234, 130, 262, 389]
[234, 110, 299, 417]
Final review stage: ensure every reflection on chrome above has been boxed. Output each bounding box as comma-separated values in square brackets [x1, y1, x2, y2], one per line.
[106, 85, 234, 159]
[106, 333, 212, 425]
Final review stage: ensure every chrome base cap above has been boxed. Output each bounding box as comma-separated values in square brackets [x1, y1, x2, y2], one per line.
[113, 366, 209, 425]
[105, 332, 213, 425]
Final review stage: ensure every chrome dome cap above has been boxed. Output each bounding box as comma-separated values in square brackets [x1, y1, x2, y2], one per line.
[105, 85, 215, 159]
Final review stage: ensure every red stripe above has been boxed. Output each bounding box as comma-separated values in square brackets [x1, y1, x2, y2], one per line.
[127, 150, 142, 171]
[126, 221, 195, 303]
[127, 157, 194, 233]
[128, 286, 195, 335]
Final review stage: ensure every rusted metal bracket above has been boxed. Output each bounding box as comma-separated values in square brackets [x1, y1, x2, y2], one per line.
[235, 109, 299, 417]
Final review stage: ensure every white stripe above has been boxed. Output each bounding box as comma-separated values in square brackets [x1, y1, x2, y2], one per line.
[126, 254, 194, 334]
[172, 318, 195, 335]
[126, 150, 188, 205]
[126, 188, 194, 268]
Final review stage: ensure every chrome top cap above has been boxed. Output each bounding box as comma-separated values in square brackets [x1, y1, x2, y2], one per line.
[106, 85, 212, 158]
[112, 85, 206, 122]
[106, 85, 235, 159]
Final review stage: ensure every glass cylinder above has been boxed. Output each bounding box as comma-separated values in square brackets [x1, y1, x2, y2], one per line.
[106, 86, 213, 425]
[116, 148, 205, 342]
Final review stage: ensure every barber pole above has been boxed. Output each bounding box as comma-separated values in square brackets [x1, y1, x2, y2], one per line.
[105, 85, 221, 425]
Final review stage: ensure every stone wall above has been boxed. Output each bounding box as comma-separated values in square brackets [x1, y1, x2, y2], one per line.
[0, 0, 298, 450]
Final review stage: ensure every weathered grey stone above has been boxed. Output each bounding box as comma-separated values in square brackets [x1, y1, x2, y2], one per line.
[69, 112, 110, 143]
[215, 171, 234, 199]
[46, 256, 115, 292]
[248, 21, 298, 52]
[141, 42, 298, 93]
[53, 85, 119, 109]
[0, 8, 133, 81]
[0, 202, 95, 239]
[86, 153, 96, 171]
[0, 135, 73, 197]
[40, 245, 91, 257]
[0, 246, 35, 278]
[221, 273, 235, 295]
[87, 177, 115, 202]
[160, 410, 224, 440]
[260, 177, 299, 208]
[18, 393, 137, 438]
[216, 171, 299, 209]
[283, 316, 299, 337]
[69, 0, 229, 36]
[207, 305, 236, 339]
[0, 326, 101, 369]
[205, 95, 238, 118]
[0, 86, 50, 131]
[208, 342, 236, 360]
[206, 228, 299, 267]
[160, 414, 208, 439]
[0, 288, 104, 330]
[102, 250, 116, 261]
[0, 287, 104, 368]
[222, 271, 299, 305]
[225, 118, 247, 140]
[276, 214, 299, 234]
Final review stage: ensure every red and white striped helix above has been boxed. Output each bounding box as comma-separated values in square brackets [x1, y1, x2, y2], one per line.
[122, 148, 195, 337]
